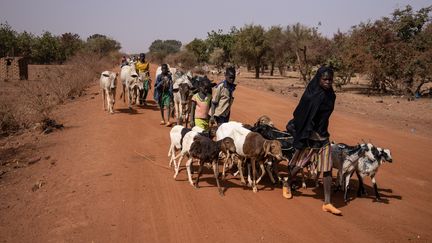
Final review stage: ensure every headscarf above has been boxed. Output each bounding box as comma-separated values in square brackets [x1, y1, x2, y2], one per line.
[288, 66, 336, 149]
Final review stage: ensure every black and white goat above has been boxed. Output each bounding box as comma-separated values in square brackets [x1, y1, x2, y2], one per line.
[188, 136, 236, 196]
[356, 147, 393, 201]
[333, 143, 391, 202]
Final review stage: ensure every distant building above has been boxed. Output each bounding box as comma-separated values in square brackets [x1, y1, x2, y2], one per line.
[0, 57, 28, 81]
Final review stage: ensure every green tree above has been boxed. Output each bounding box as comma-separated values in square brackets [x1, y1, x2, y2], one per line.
[285, 23, 331, 83]
[16, 31, 35, 58]
[58, 32, 84, 63]
[86, 34, 121, 55]
[207, 27, 237, 64]
[0, 22, 17, 57]
[32, 31, 61, 64]
[265, 26, 290, 76]
[148, 39, 182, 63]
[185, 38, 209, 63]
[233, 24, 268, 78]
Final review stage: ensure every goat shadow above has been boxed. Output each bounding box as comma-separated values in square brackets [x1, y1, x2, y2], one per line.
[178, 164, 280, 195]
[115, 108, 140, 115]
[292, 177, 402, 209]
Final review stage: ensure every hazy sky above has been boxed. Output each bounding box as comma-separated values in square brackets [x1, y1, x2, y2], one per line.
[1, 0, 431, 53]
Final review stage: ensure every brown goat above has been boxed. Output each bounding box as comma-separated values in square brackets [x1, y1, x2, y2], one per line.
[188, 136, 236, 196]
[254, 115, 274, 127]
[243, 132, 283, 192]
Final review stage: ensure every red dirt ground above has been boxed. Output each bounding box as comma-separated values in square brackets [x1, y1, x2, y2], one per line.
[0, 65, 431, 242]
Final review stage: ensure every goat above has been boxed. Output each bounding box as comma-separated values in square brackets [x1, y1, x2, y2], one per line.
[356, 147, 393, 201]
[172, 125, 218, 179]
[168, 125, 190, 168]
[253, 115, 274, 127]
[99, 71, 117, 114]
[243, 132, 284, 192]
[216, 122, 285, 192]
[188, 136, 236, 196]
[250, 124, 294, 183]
[172, 72, 193, 126]
[216, 121, 251, 184]
[331, 143, 382, 202]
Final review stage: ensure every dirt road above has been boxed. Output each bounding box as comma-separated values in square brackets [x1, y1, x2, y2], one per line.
[1, 66, 431, 242]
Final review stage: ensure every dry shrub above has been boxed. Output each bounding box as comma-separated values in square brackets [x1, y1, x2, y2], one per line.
[0, 51, 120, 136]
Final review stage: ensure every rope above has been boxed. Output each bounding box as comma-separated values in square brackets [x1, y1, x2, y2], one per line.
[134, 150, 172, 171]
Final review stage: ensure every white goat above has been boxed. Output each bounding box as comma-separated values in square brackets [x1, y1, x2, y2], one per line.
[216, 121, 251, 185]
[168, 125, 188, 168]
[99, 71, 118, 114]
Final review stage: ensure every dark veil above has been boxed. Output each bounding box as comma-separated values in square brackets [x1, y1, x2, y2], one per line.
[287, 66, 336, 149]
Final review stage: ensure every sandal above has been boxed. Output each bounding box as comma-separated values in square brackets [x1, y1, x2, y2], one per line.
[160, 121, 166, 125]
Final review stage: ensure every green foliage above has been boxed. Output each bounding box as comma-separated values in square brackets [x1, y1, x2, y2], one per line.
[31, 31, 61, 64]
[209, 48, 225, 68]
[15, 31, 35, 58]
[148, 39, 182, 63]
[0, 22, 121, 64]
[85, 34, 121, 55]
[165, 50, 197, 70]
[0, 22, 17, 56]
[285, 23, 331, 83]
[233, 24, 268, 78]
[58, 33, 84, 62]
[338, 5, 432, 94]
[185, 38, 209, 63]
[207, 27, 237, 64]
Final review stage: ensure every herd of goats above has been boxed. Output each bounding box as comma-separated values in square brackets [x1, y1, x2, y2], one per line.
[99, 64, 393, 203]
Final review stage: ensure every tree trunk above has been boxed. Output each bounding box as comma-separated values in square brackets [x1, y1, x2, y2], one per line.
[278, 66, 285, 76]
[270, 62, 275, 76]
[255, 65, 260, 79]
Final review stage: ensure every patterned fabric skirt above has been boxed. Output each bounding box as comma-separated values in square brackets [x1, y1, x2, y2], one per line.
[289, 143, 332, 172]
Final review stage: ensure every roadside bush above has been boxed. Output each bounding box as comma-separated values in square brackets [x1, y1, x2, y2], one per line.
[0, 51, 120, 136]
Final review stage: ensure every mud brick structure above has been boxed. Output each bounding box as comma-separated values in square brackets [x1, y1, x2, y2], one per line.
[0, 57, 28, 81]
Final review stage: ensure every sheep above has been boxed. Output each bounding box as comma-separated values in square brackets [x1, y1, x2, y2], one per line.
[188, 136, 236, 196]
[99, 71, 118, 114]
[356, 147, 393, 201]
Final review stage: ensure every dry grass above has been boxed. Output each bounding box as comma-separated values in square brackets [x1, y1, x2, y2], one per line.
[0, 51, 120, 136]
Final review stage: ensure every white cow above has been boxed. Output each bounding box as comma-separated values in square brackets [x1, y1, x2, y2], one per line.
[120, 63, 142, 109]
[172, 71, 193, 126]
[100, 71, 118, 114]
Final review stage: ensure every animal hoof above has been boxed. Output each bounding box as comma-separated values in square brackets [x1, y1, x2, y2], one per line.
[253, 187, 258, 193]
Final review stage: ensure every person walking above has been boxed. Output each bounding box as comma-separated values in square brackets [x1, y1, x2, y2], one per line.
[210, 67, 237, 125]
[154, 64, 173, 126]
[282, 66, 342, 216]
